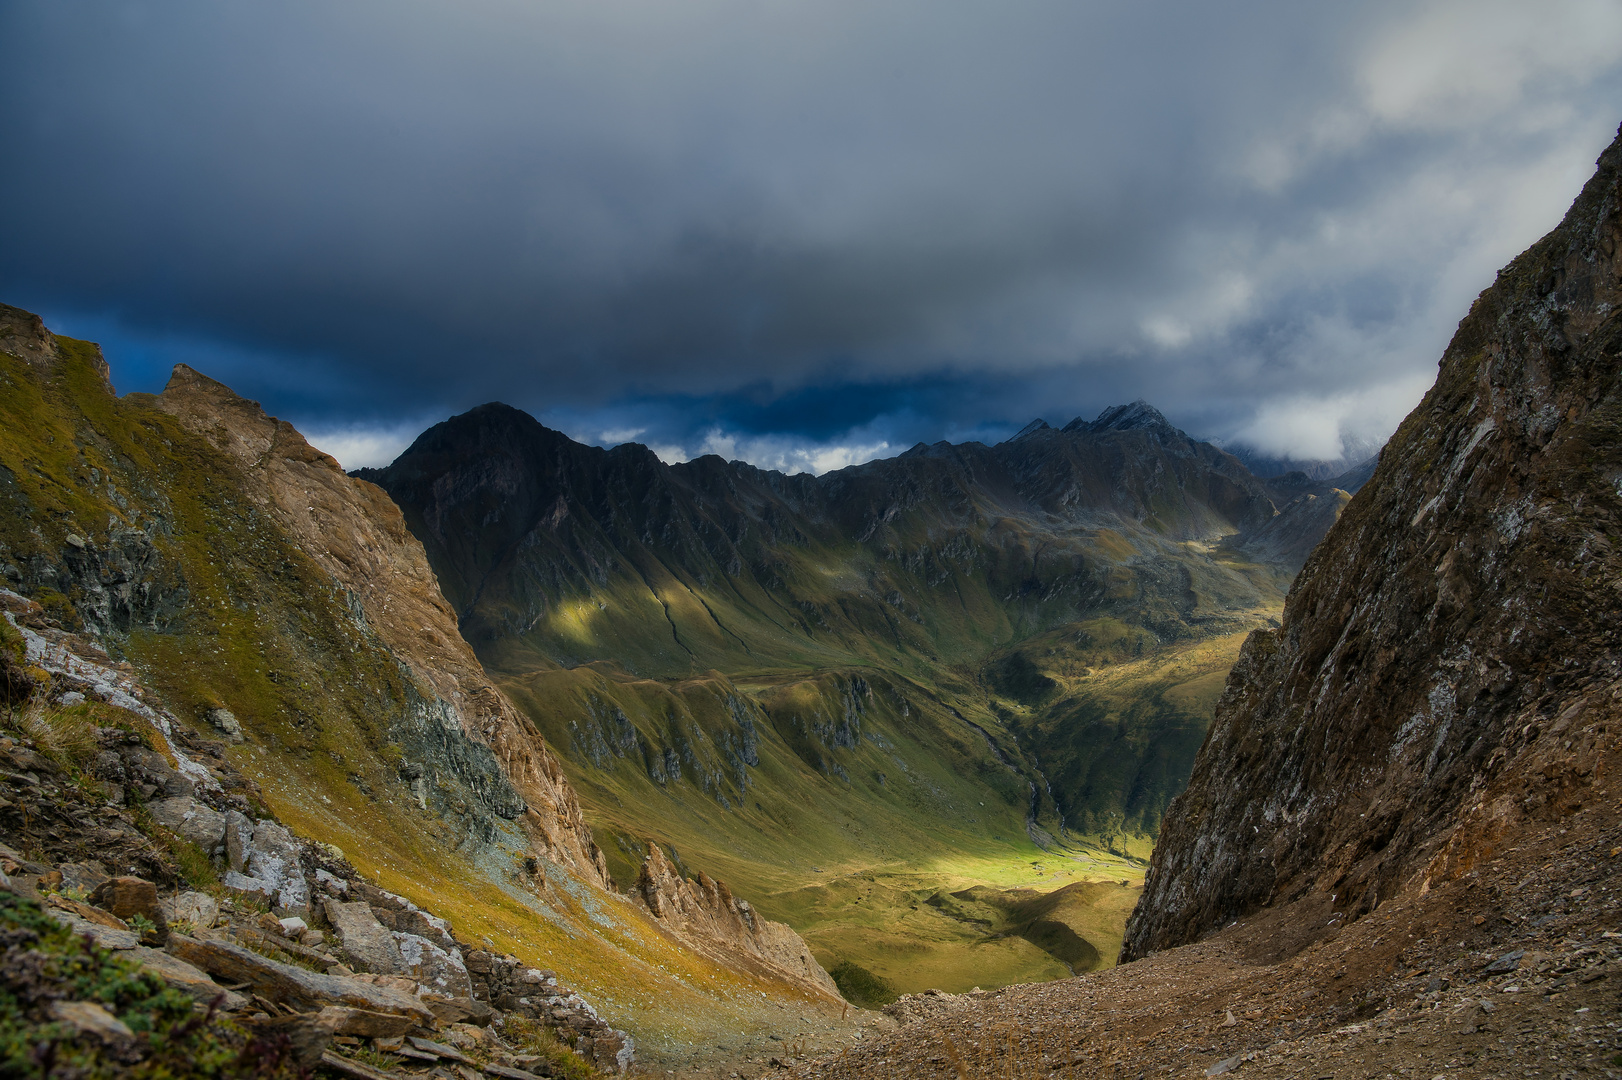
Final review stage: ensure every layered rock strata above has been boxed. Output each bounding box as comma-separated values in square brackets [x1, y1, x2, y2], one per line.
[153, 366, 607, 884]
[1124, 124, 1622, 958]
[636, 842, 840, 999]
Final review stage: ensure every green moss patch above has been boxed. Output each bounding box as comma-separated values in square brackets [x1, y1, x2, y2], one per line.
[0, 890, 270, 1079]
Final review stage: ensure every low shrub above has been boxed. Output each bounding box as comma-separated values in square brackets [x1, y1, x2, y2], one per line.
[828, 960, 899, 1008]
[0, 889, 280, 1078]
[498, 1015, 603, 1080]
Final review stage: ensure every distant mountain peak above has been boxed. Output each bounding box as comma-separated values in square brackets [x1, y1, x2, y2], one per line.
[1058, 400, 1177, 437]
[1011, 419, 1053, 440]
[1091, 400, 1172, 433]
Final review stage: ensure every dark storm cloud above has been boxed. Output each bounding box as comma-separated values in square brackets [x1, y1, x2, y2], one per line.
[2, 0, 1620, 469]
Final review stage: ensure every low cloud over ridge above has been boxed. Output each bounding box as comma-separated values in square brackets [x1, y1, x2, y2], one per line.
[3, 0, 1620, 468]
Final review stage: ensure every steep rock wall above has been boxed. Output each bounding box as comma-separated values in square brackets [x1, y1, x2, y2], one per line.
[635, 843, 840, 1000]
[152, 366, 609, 885]
[1124, 125, 1622, 959]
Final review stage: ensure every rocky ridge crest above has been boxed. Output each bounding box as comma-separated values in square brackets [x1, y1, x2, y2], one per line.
[1124, 122, 1622, 958]
[153, 366, 607, 885]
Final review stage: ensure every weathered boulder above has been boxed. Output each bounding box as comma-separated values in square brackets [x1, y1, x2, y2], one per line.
[421, 995, 494, 1027]
[394, 931, 472, 997]
[88, 877, 168, 942]
[396, 908, 456, 951]
[223, 817, 309, 912]
[315, 1006, 417, 1038]
[147, 796, 227, 852]
[48, 911, 138, 950]
[57, 861, 109, 894]
[165, 934, 436, 1024]
[131, 946, 248, 1010]
[49, 1001, 132, 1042]
[119, 747, 191, 800]
[162, 891, 220, 930]
[323, 899, 404, 974]
[243, 1014, 332, 1068]
[207, 707, 244, 743]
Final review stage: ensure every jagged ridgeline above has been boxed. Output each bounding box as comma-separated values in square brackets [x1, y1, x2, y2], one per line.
[1125, 123, 1622, 961]
[360, 391, 1362, 985]
[0, 306, 849, 1060]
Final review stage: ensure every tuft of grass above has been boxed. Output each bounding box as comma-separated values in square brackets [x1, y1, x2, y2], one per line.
[498, 1016, 605, 1080]
[12, 698, 97, 765]
[166, 838, 219, 892]
[0, 618, 38, 710]
[342, 1046, 406, 1071]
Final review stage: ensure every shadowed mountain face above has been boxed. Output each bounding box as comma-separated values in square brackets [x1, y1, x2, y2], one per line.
[361, 401, 1324, 898]
[362, 401, 1281, 679]
[1124, 124, 1622, 961]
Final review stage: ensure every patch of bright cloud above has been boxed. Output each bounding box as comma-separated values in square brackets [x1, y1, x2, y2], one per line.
[650, 427, 894, 475]
[1361, 0, 1622, 131]
[302, 421, 432, 470]
[1229, 370, 1436, 461]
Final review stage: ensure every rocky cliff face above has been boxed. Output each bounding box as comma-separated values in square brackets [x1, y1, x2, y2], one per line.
[152, 366, 607, 884]
[1123, 125, 1622, 959]
[0, 314, 848, 1054]
[635, 843, 841, 1000]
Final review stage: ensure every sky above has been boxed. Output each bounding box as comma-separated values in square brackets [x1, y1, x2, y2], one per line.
[3, 1, 1621, 473]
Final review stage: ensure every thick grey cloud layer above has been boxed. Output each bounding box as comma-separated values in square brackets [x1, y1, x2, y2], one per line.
[2, 0, 1619, 469]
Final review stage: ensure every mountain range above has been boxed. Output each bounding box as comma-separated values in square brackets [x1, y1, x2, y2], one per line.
[353, 387, 1369, 987]
[3, 118, 1621, 1080]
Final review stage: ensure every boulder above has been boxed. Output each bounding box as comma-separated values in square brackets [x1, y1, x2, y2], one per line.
[162, 891, 220, 930]
[131, 946, 248, 1010]
[88, 877, 168, 942]
[222, 817, 309, 912]
[422, 995, 494, 1027]
[323, 899, 403, 974]
[57, 861, 110, 894]
[207, 707, 244, 743]
[48, 911, 138, 950]
[394, 931, 472, 997]
[47, 894, 127, 931]
[221, 871, 273, 906]
[314, 1005, 417, 1038]
[348, 972, 420, 995]
[396, 908, 456, 951]
[146, 796, 227, 852]
[243, 1014, 331, 1069]
[49, 1001, 132, 1042]
[164, 934, 436, 1025]
[225, 811, 251, 872]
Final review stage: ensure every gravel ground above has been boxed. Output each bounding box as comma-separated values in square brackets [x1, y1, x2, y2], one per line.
[778, 796, 1622, 1080]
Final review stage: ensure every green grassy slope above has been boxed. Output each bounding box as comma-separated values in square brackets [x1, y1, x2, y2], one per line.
[365, 405, 1310, 991]
[0, 318, 847, 1054]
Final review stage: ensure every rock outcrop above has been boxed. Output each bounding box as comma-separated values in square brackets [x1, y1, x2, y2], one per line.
[153, 366, 608, 885]
[635, 843, 840, 1000]
[1124, 124, 1622, 959]
[0, 315, 850, 1058]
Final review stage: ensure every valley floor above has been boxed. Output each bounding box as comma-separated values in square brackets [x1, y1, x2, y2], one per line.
[764, 793, 1622, 1080]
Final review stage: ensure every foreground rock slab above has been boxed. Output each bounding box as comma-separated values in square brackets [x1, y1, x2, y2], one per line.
[131, 946, 249, 1010]
[166, 934, 436, 1025]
